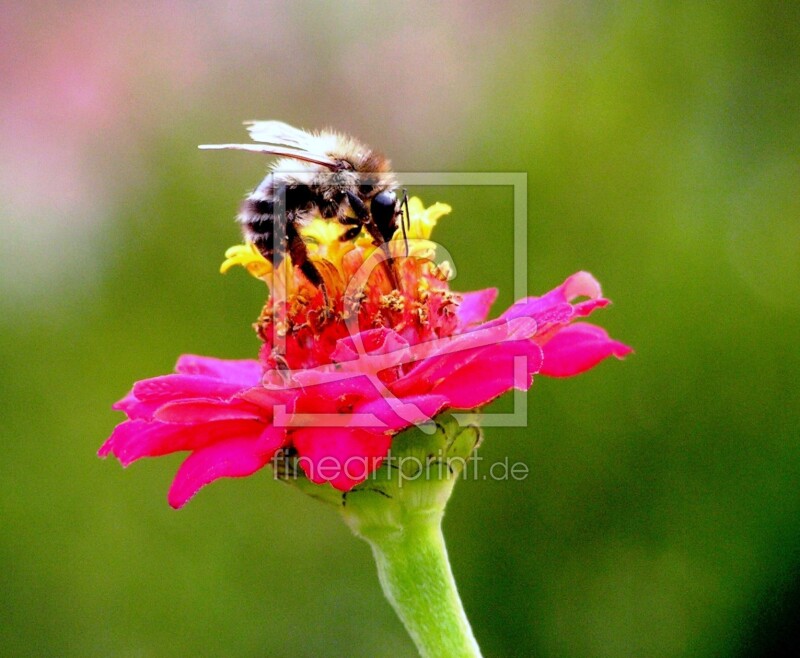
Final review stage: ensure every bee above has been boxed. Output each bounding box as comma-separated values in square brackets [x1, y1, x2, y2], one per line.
[200, 121, 409, 302]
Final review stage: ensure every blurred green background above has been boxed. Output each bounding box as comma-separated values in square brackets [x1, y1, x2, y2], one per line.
[2, 2, 799, 656]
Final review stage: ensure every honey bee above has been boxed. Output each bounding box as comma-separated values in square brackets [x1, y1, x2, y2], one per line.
[200, 121, 408, 300]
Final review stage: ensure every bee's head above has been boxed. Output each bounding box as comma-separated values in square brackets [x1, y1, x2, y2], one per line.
[371, 190, 398, 242]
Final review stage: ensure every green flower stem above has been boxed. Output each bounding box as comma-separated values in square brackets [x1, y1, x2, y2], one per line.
[360, 515, 482, 658]
[280, 414, 484, 658]
[341, 415, 483, 658]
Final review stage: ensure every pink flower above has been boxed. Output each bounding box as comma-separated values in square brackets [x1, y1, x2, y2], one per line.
[100, 201, 630, 507]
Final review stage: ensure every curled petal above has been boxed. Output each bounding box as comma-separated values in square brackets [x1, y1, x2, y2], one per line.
[539, 323, 632, 377]
[456, 288, 498, 328]
[430, 340, 543, 408]
[293, 427, 391, 491]
[167, 425, 286, 508]
[573, 298, 609, 318]
[501, 271, 603, 323]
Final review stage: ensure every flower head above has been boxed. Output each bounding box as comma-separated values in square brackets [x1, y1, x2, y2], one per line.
[100, 198, 630, 507]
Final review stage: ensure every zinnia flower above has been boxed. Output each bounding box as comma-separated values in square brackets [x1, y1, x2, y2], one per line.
[99, 198, 630, 508]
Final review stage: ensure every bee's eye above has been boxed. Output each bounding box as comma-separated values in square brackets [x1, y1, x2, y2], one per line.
[370, 191, 398, 241]
[371, 191, 396, 218]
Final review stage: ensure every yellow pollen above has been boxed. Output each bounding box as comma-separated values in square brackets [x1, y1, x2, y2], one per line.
[380, 290, 405, 313]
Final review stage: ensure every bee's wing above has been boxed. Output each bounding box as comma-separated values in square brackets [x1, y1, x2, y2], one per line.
[197, 143, 338, 169]
[200, 121, 339, 168]
[244, 121, 320, 151]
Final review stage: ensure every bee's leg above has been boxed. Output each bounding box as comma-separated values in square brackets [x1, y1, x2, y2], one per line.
[346, 191, 400, 290]
[345, 191, 369, 227]
[400, 189, 410, 257]
[286, 222, 331, 319]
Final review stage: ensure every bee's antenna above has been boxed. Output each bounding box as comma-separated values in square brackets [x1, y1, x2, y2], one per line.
[401, 189, 410, 257]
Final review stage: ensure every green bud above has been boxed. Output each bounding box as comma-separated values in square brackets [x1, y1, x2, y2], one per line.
[273, 413, 482, 535]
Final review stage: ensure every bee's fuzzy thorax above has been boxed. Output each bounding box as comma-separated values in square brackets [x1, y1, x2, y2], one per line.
[312, 129, 394, 175]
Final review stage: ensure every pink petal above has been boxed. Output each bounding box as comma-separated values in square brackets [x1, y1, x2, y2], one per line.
[281, 389, 442, 431]
[236, 385, 297, 410]
[393, 317, 537, 396]
[331, 327, 407, 360]
[113, 360, 263, 421]
[573, 298, 609, 318]
[330, 328, 411, 374]
[293, 427, 391, 491]
[501, 271, 603, 322]
[354, 393, 449, 431]
[539, 323, 632, 377]
[154, 399, 264, 424]
[111, 390, 153, 420]
[288, 369, 382, 401]
[134, 374, 246, 404]
[167, 425, 286, 508]
[112, 375, 249, 421]
[98, 418, 264, 466]
[174, 355, 262, 387]
[430, 340, 543, 408]
[456, 288, 498, 328]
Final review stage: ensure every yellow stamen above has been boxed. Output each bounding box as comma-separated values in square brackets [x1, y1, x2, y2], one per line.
[220, 197, 451, 282]
[220, 243, 272, 279]
[405, 198, 452, 240]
